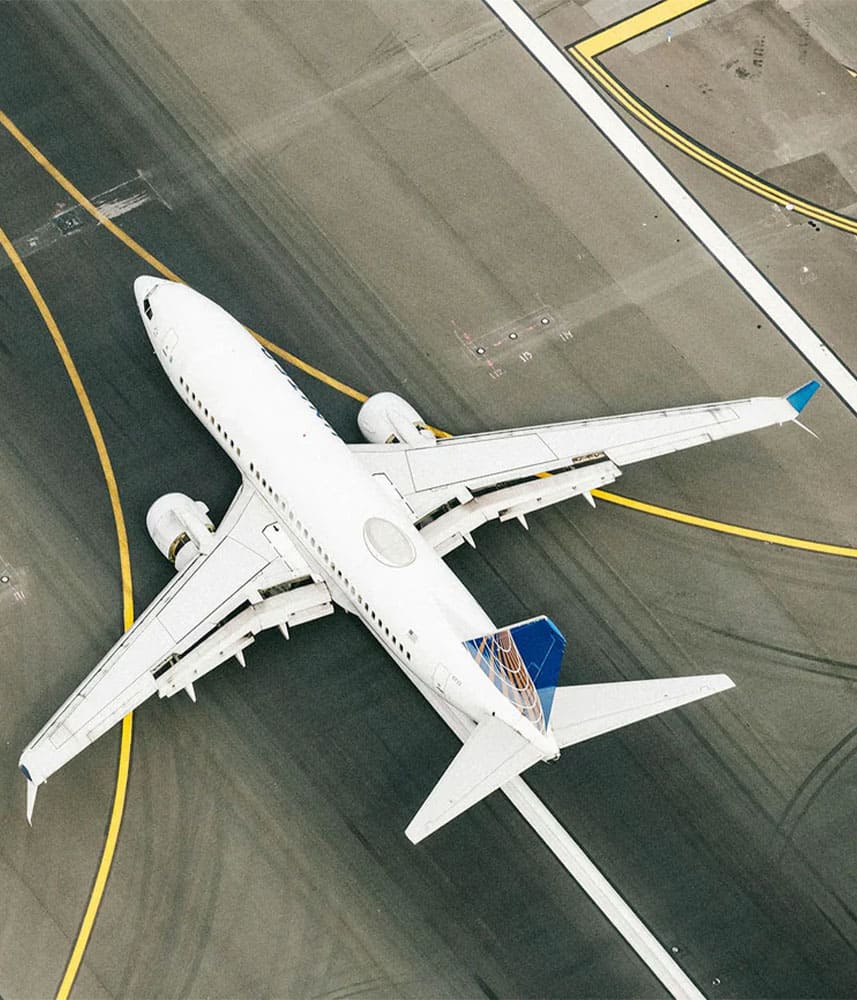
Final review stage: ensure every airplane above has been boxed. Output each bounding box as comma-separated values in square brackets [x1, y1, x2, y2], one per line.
[19, 277, 821, 841]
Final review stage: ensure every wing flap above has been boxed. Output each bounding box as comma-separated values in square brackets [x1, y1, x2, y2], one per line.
[421, 460, 620, 556]
[156, 582, 333, 698]
[351, 389, 811, 524]
[19, 481, 319, 791]
[406, 433, 558, 493]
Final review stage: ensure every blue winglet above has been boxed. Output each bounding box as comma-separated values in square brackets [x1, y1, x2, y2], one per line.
[786, 380, 821, 413]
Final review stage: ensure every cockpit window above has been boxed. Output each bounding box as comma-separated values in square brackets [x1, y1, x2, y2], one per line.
[143, 298, 153, 320]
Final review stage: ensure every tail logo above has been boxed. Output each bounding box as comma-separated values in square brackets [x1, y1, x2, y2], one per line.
[464, 616, 566, 732]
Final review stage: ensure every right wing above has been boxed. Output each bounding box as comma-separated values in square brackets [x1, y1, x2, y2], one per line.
[350, 382, 820, 555]
[20, 480, 332, 814]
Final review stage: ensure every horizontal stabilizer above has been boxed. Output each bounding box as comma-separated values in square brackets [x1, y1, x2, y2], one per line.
[406, 716, 544, 844]
[549, 674, 734, 749]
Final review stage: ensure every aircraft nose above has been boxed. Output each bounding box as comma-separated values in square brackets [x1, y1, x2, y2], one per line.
[134, 275, 163, 306]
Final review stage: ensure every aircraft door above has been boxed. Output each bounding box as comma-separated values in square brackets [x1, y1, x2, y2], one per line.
[433, 663, 449, 694]
[161, 328, 178, 361]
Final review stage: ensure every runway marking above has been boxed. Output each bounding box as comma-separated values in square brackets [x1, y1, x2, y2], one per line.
[485, 0, 857, 991]
[1, 83, 854, 995]
[0, 105, 365, 403]
[568, 5, 857, 235]
[1, 107, 853, 563]
[591, 489, 857, 558]
[0, 224, 136, 999]
[495, 2, 857, 421]
[252, 332, 368, 403]
[0, 109, 182, 280]
[8, 173, 165, 266]
[575, 0, 713, 59]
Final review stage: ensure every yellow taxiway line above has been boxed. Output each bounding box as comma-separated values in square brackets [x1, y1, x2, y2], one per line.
[0, 108, 363, 402]
[0, 223, 136, 1000]
[3, 93, 857, 994]
[2, 110, 854, 560]
[590, 489, 857, 558]
[576, 0, 712, 58]
[568, 3, 857, 234]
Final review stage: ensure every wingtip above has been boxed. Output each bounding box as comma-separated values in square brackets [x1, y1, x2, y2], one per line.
[26, 780, 37, 825]
[404, 821, 424, 845]
[786, 380, 821, 414]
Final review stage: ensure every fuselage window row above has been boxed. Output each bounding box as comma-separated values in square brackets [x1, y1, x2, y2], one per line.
[183, 379, 412, 663]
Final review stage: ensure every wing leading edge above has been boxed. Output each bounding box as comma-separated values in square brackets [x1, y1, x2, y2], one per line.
[351, 382, 820, 554]
[20, 481, 332, 820]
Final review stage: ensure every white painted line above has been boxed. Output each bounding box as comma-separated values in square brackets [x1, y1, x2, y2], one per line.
[483, 0, 857, 417]
[9, 174, 164, 265]
[416, 678, 705, 1000]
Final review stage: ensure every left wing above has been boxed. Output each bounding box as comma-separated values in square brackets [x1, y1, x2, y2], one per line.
[350, 382, 819, 555]
[20, 481, 332, 818]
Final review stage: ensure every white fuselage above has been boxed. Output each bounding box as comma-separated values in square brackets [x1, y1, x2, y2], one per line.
[135, 278, 558, 758]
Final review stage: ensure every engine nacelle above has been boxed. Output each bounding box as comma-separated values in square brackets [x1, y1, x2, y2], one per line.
[146, 492, 215, 573]
[358, 392, 436, 446]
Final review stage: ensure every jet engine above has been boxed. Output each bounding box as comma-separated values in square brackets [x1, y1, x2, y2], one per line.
[358, 392, 436, 446]
[146, 493, 215, 572]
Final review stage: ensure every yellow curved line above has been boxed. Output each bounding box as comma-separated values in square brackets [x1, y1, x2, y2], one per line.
[252, 332, 368, 403]
[0, 233, 134, 621]
[1, 93, 854, 996]
[0, 224, 136, 998]
[0, 109, 362, 399]
[0, 109, 182, 281]
[576, 0, 712, 59]
[2, 107, 853, 561]
[591, 489, 857, 558]
[567, 47, 857, 234]
[55, 717, 133, 1000]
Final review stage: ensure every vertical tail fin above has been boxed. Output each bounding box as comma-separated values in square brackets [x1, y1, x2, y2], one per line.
[463, 616, 566, 732]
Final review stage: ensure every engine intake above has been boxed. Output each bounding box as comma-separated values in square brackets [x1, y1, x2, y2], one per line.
[147, 493, 215, 572]
[358, 392, 436, 446]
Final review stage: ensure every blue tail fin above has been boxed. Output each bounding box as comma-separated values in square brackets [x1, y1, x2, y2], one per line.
[464, 616, 566, 732]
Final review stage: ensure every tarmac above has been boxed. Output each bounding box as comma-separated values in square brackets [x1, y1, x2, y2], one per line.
[1, 1, 857, 996]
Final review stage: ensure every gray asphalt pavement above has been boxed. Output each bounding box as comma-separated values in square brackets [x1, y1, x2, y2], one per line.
[1, 1, 856, 997]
